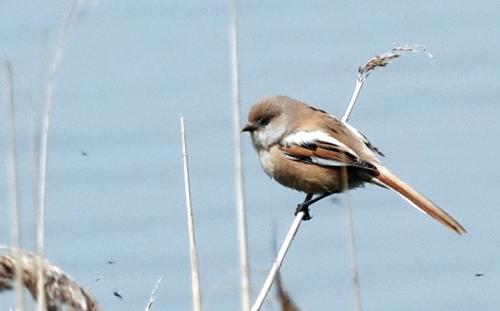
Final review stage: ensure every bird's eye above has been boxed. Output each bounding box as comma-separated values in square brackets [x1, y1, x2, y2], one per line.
[259, 116, 271, 126]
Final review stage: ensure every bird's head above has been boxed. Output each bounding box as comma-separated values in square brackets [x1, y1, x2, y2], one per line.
[242, 96, 291, 151]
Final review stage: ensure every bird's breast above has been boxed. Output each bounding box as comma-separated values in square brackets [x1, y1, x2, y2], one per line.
[258, 149, 275, 176]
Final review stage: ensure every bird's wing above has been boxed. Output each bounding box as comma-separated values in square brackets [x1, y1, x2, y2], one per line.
[280, 130, 377, 172]
[341, 121, 384, 157]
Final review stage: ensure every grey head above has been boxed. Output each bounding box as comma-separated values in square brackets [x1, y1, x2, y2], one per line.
[241, 95, 305, 151]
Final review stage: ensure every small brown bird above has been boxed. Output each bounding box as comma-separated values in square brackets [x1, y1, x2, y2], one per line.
[242, 95, 466, 234]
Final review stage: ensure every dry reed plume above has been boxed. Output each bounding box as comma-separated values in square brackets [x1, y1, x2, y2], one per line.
[358, 44, 432, 81]
[0, 252, 100, 311]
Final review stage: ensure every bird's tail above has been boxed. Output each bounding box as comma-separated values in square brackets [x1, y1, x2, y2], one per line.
[373, 166, 466, 235]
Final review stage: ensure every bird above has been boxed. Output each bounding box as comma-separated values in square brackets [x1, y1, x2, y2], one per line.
[242, 95, 466, 234]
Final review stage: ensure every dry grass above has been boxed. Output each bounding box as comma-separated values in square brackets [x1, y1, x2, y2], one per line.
[0, 251, 100, 311]
[275, 271, 300, 311]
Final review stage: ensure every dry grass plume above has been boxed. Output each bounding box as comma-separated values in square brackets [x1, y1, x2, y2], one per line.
[0, 252, 100, 311]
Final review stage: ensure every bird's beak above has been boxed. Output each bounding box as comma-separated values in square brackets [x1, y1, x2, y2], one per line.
[241, 123, 257, 133]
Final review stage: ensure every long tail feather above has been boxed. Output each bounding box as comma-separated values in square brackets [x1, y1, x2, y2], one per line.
[374, 166, 466, 235]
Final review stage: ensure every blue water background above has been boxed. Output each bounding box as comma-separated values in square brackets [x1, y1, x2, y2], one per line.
[0, 1, 499, 310]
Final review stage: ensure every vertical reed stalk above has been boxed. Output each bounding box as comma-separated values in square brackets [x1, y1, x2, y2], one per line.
[229, 0, 251, 310]
[339, 164, 363, 311]
[180, 117, 202, 311]
[342, 193, 363, 311]
[343, 79, 363, 123]
[2, 60, 25, 311]
[341, 78, 364, 311]
[339, 45, 429, 310]
[36, 2, 79, 310]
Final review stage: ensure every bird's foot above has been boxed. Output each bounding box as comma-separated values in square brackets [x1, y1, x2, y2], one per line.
[295, 203, 312, 221]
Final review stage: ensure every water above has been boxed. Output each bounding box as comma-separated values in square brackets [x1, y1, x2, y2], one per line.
[0, 0, 499, 310]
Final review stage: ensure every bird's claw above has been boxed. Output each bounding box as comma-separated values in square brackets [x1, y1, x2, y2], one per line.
[295, 203, 312, 221]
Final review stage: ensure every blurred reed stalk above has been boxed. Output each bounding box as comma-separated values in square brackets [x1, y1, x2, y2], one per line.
[2, 60, 25, 311]
[0, 251, 101, 311]
[274, 272, 300, 311]
[229, 0, 252, 310]
[180, 117, 202, 311]
[35, 1, 81, 310]
[271, 223, 300, 311]
[338, 176, 362, 311]
[251, 214, 304, 311]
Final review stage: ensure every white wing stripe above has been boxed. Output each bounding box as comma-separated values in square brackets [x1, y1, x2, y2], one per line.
[285, 153, 350, 167]
[310, 157, 350, 167]
[283, 130, 359, 159]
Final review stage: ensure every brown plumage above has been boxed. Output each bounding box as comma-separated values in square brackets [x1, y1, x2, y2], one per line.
[375, 166, 466, 234]
[242, 95, 466, 234]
